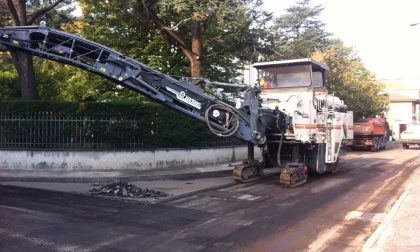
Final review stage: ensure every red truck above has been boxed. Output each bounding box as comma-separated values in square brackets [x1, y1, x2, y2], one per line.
[347, 117, 386, 151]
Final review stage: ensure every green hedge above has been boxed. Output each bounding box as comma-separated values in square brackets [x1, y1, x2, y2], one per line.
[0, 100, 243, 149]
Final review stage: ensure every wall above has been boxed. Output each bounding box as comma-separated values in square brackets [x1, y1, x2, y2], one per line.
[240, 63, 258, 86]
[387, 102, 414, 140]
[0, 146, 262, 171]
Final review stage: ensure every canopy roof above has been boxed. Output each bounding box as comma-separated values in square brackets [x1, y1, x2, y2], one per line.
[253, 58, 329, 71]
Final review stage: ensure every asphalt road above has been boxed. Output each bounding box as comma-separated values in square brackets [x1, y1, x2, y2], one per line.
[0, 144, 419, 252]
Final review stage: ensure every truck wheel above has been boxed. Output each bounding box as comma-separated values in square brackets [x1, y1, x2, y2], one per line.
[371, 142, 378, 152]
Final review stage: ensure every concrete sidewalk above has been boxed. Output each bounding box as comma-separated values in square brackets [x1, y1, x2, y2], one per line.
[363, 156, 420, 251]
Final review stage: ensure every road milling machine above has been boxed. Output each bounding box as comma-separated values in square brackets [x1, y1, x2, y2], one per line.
[0, 24, 353, 187]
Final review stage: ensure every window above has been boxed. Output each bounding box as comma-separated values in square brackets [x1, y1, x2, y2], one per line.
[258, 65, 313, 88]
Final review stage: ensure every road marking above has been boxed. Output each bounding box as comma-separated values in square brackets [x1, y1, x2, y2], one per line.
[0, 204, 43, 214]
[236, 220, 254, 226]
[344, 211, 384, 223]
[78, 233, 136, 252]
[203, 218, 216, 225]
[234, 194, 262, 201]
[0, 204, 60, 219]
[0, 228, 78, 252]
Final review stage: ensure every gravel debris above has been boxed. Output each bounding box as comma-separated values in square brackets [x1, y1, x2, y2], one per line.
[90, 181, 168, 198]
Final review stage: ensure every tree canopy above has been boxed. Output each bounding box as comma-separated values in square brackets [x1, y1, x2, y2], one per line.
[0, 0, 389, 119]
[136, 0, 271, 81]
[312, 41, 389, 119]
[267, 0, 331, 60]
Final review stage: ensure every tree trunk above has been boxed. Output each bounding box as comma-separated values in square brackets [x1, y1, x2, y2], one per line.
[190, 57, 202, 79]
[190, 20, 202, 79]
[3, 0, 39, 100]
[10, 51, 38, 100]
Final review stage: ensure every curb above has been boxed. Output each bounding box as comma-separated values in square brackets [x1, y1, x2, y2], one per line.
[0, 169, 232, 183]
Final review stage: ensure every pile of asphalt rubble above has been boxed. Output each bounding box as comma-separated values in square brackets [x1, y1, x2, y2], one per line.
[90, 181, 168, 198]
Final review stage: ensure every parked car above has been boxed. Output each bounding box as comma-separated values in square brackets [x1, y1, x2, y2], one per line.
[400, 124, 420, 149]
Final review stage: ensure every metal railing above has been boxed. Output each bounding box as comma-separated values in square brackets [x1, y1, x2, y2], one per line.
[0, 112, 244, 150]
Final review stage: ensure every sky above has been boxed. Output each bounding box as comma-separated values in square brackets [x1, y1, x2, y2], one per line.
[263, 0, 420, 85]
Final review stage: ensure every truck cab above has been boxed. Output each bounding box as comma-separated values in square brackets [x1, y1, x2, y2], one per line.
[254, 58, 328, 91]
[254, 58, 353, 143]
[251, 59, 353, 176]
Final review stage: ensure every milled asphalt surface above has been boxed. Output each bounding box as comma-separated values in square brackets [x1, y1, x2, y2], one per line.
[0, 161, 281, 202]
[0, 142, 419, 251]
[0, 177, 236, 203]
[0, 162, 239, 202]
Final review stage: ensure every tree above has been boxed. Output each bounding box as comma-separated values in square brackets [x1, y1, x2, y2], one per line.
[137, 0, 271, 80]
[81, 0, 186, 75]
[78, 0, 184, 101]
[0, 1, 9, 26]
[312, 41, 389, 119]
[1, 0, 71, 100]
[268, 0, 331, 60]
[27, 0, 76, 29]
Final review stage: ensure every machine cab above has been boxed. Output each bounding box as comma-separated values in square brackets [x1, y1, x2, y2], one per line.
[253, 58, 329, 91]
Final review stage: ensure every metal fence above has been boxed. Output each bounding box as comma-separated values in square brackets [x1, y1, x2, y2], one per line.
[0, 112, 244, 150]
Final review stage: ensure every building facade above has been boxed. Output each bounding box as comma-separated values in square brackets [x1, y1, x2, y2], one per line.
[383, 81, 420, 140]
